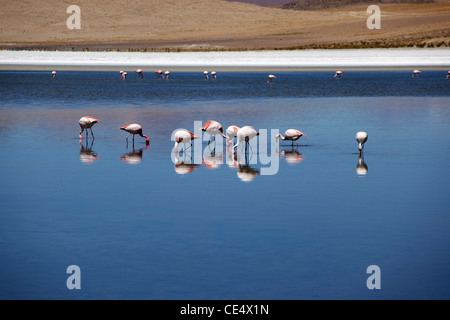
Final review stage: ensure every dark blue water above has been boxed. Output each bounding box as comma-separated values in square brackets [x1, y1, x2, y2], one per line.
[0, 70, 449, 300]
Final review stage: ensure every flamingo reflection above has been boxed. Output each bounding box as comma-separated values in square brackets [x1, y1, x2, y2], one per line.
[79, 139, 99, 164]
[280, 147, 303, 165]
[120, 144, 149, 165]
[356, 154, 368, 176]
[173, 149, 200, 175]
[237, 153, 260, 182]
[203, 146, 223, 170]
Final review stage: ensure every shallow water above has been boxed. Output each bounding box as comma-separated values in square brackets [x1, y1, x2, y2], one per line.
[0, 70, 449, 299]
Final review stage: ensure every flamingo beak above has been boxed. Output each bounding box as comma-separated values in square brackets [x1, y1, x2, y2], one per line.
[256, 132, 260, 136]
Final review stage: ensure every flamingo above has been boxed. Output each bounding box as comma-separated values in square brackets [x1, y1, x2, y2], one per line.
[334, 70, 344, 79]
[204, 71, 209, 79]
[119, 70, 124, 77]
[446, 71, 450, 80]
[356, 131, 368, 153]
[135, 69, 143, 78]
[233, 126, 259, 152]
[122, 72, 128, 79]
[211, 71, 217, 79]
[52, 71, 56, 79]
[267, 74, 276, 83]
[155, 70, 164, 79]
[199, 120, 228, 143]
[226, 125, 240, 143]
[412, 70, 420, 78]
[79, 116, 101, 141]
[164, 71, 170, 79]
[119, 124, 150, 145]
[275, 129, 307, 147]
[174, 129, 199, 152]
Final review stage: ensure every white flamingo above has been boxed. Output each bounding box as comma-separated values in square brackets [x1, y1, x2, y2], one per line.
[267, 74, 276, 83]
[334, 70, 344, 79]
[356, 131, 368, 153]
[174, 129, 199, 152]
[233, 126, 259, 152]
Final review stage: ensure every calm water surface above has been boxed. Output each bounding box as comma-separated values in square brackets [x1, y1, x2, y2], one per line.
[0, 71, 449, 299]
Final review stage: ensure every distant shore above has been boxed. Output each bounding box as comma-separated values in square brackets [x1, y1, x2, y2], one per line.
[1, 48, 449, 71]
[1, 1, 449, 53]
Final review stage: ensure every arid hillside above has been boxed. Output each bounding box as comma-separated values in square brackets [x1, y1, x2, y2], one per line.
[0, 0, 449, 51]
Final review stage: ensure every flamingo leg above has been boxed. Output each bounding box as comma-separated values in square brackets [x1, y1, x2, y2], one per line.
[90, 128, 95, 140]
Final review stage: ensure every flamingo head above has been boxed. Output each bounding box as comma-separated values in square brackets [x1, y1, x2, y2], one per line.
[275, 134, 281, 142]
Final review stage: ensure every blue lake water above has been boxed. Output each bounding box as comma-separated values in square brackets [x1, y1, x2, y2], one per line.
[0, 70, 449, 300]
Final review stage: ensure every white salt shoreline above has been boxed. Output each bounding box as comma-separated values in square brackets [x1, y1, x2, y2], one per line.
[0, 48, 449, 71]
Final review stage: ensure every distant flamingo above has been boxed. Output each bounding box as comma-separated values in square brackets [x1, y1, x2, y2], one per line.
[119, 70, 124, 77]
[447, 71, 450, 80]
[52, 71, 56, 79]
[267, 74, 276, 83]
[199, 120, 228, 143]
[204, 71, 209, 79]
[211, 71, 217, 79]
[135, 69, 143, 78]
[119, 124, 150, 145]
[122, 72, 128, 79]
[226, 125, 240, 143]
[165, 71, 170, 79]
[79, 116, 101, 141]
[412, 70, 421, 78]
[356, 131, 368, 153]
[234, 126, 259, 152]
[275, 129, 307, 147]
[174, 129, 199, 152]
[334, 70, 344, 79]
[155, 70, 164, 79]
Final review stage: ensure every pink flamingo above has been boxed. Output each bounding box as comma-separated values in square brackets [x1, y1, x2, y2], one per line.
[165, 71, 170, 79]
[155, 70, 164, 79]
[135, 69, 144, 78]
[412, 70, 420, 78]
[79, 116, 101, 141]
[204, 71, 209, 79]
[122, 72, 128, 79]
[267, 74, 276, 83]
[199, 120, 228, 143]
[446, 71, 450, 80]
[52, 71, 56, 79]
[334, 70, 344, 79]
[119, 124, 150, 145]
[275, 129, 307, 147]
[211, 71, 217, 79]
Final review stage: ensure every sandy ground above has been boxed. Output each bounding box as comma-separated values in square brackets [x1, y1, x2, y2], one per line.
[0, 0, 449, 50]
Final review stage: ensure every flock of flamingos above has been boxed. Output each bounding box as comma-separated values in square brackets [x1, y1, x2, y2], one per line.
[61, 67, 450, 170]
